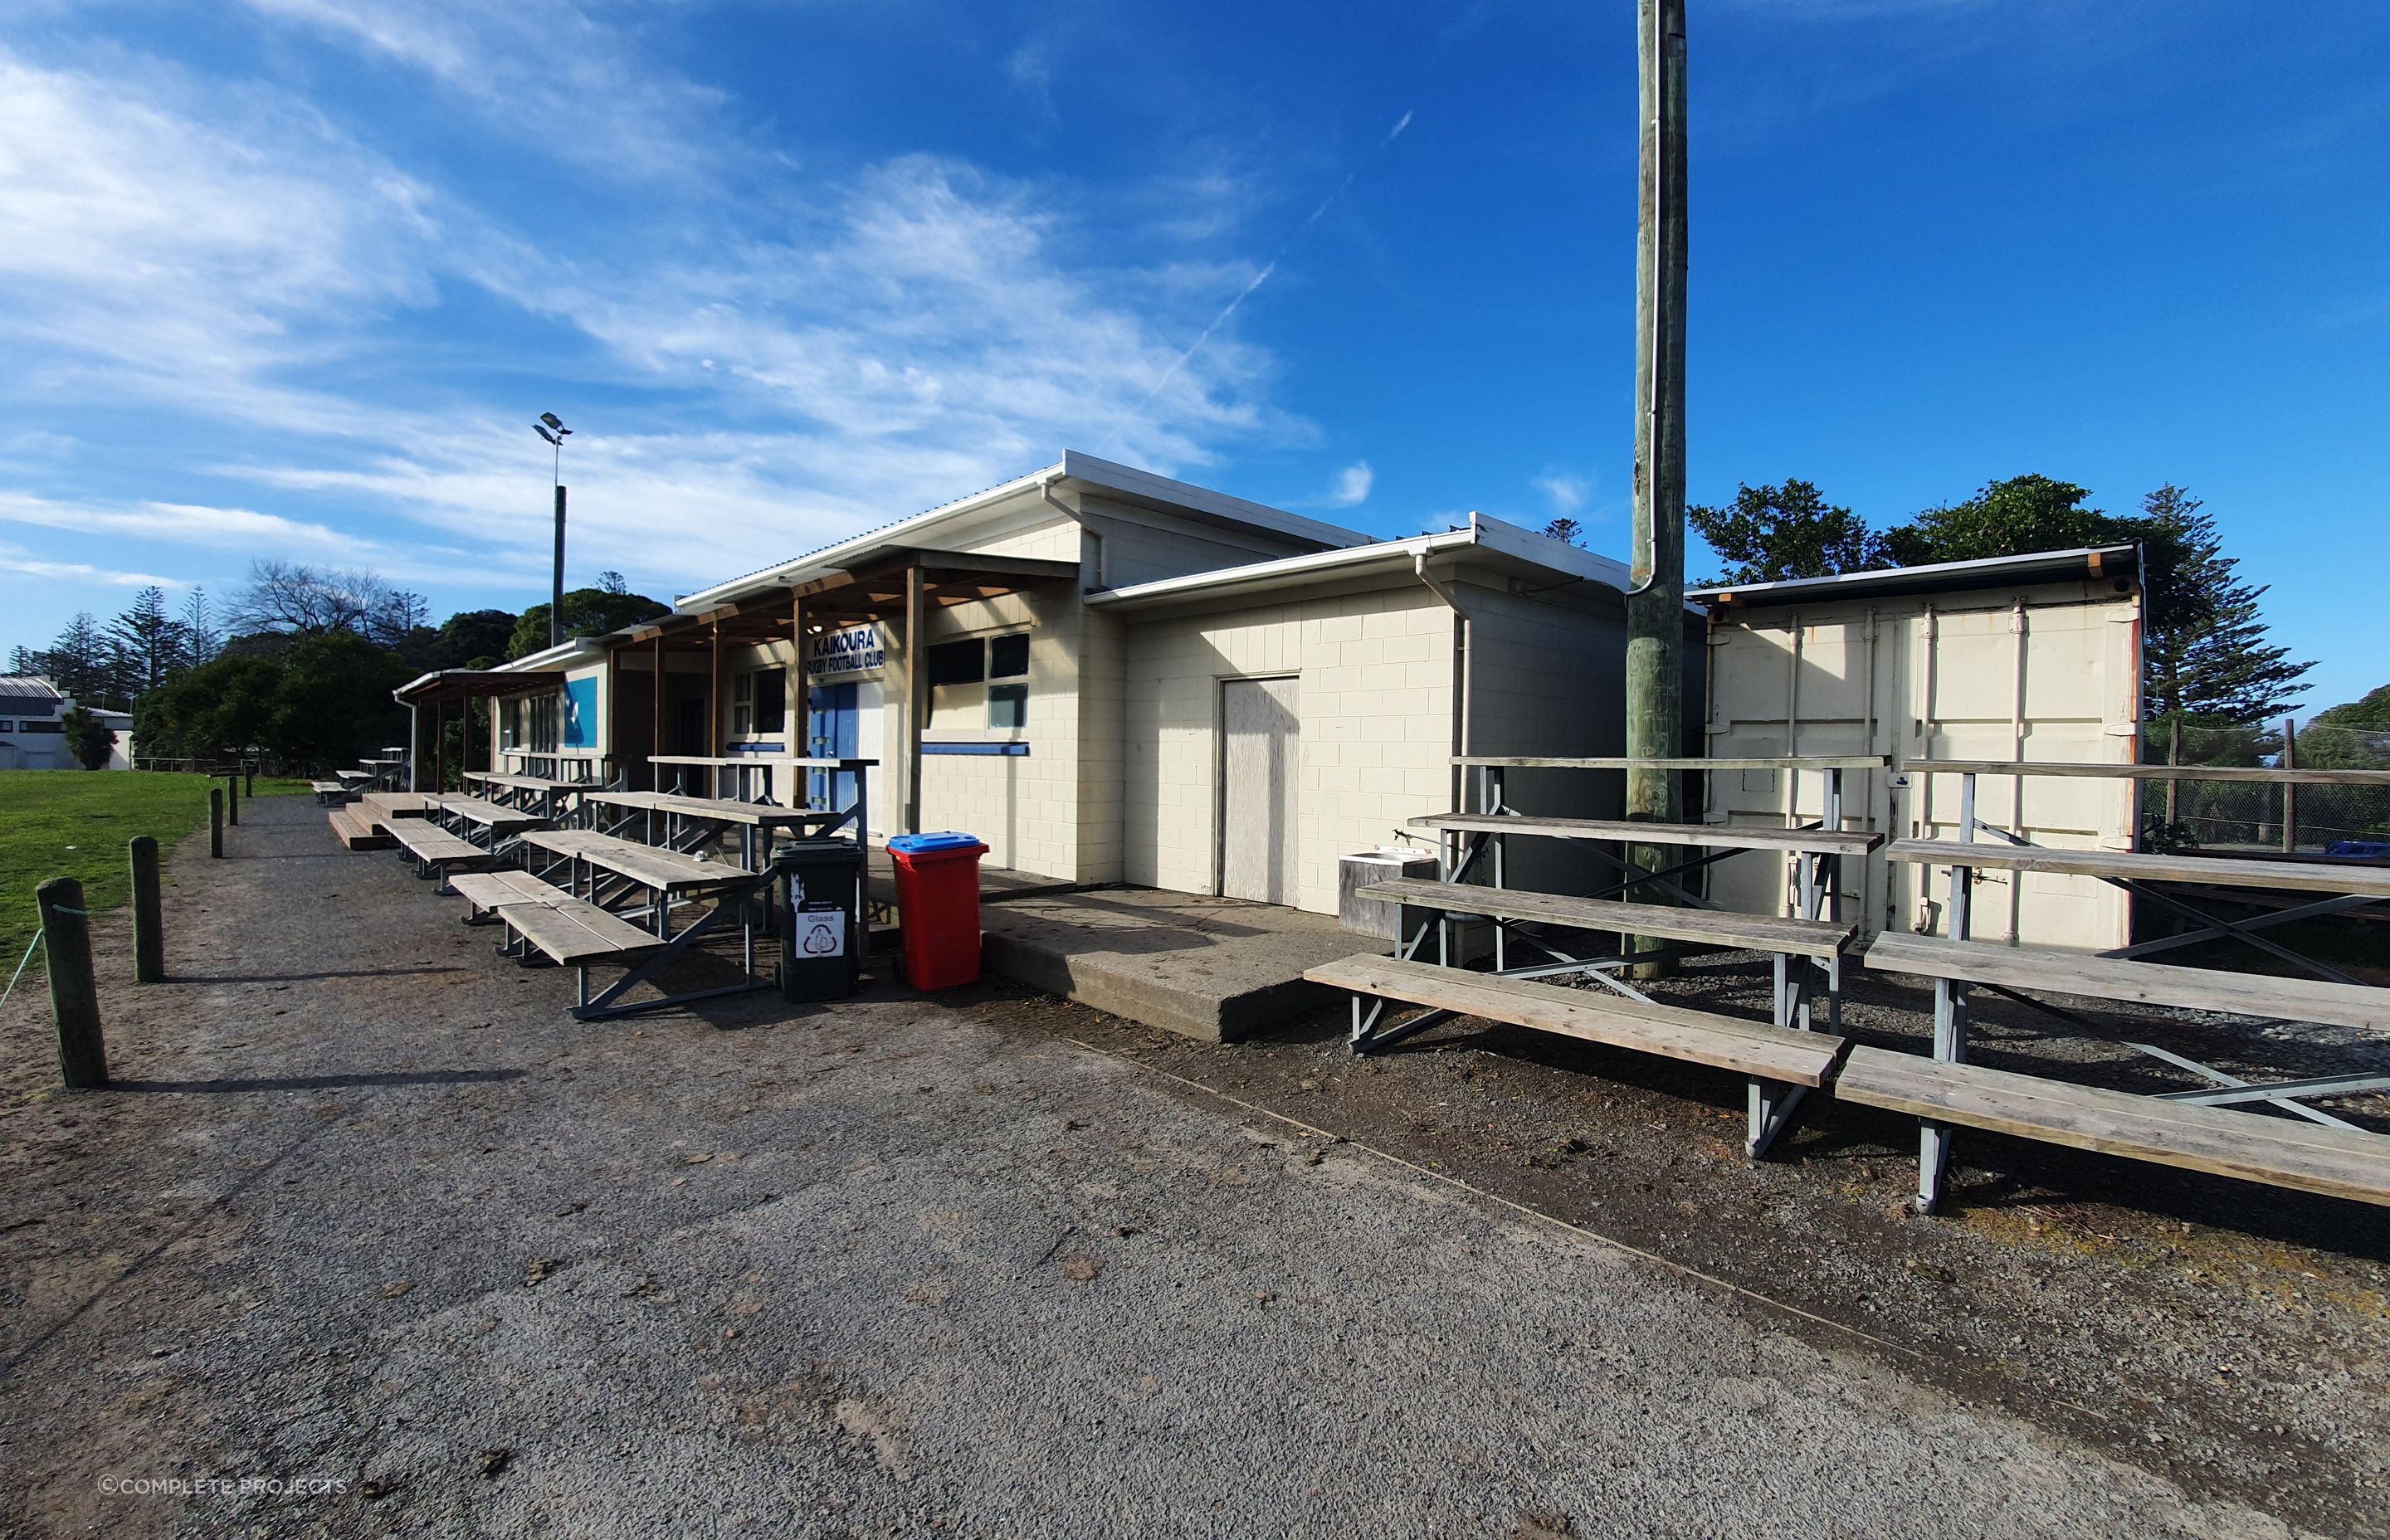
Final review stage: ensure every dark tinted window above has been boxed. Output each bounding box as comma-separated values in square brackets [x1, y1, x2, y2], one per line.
[927, 640, 984, 685]
[988, 632, 1030, 680]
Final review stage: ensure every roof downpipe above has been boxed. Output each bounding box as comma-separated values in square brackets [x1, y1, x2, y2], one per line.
[1039, 473, 1105, 591]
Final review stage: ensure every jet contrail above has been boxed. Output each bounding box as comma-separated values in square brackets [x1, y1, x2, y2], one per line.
[1100, 110, 1417, 454]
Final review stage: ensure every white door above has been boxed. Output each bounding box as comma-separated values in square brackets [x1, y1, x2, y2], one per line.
[1221, 676, 1300, 904]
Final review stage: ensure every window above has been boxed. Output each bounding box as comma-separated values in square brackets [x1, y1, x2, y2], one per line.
[927, 640, 985, 686]
[730, 666, 784, 738]
[926, 632, 1031, 731]
[524, 693, 560, 753]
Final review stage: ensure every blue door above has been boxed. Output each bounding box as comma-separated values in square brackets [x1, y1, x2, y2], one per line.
[807, 684, 858, 811]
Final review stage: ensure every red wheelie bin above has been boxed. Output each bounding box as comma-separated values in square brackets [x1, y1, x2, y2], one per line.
[885, 832, 988, 990]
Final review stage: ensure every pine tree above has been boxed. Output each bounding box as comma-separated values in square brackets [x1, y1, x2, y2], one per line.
[109, 586, 188, 696]
[2138, 485, 2313, 727]
[44, 612, 111, 699]
[181, 587, 220, 665]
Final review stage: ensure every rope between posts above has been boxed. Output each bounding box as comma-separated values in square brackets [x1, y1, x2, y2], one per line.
[0, 906, 86, 1013]
[0, 928, 43, 1014]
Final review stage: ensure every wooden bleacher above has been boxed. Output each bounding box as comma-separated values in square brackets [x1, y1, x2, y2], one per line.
[1832, 1045, 2390, 1209]
[1306, 955, 1850, 1088]
[1864, 932, 2390, 1033]
[1883, 839, 2390, 899]
[1412, 813, 1883, 859]
[1358, 876, 1854, 960]
[388, 820, 492, 884]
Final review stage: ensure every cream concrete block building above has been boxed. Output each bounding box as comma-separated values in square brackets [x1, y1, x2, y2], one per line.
[478, 451, 1644, 919]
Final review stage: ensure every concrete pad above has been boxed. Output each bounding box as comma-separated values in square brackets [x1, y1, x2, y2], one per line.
[977, 885, 1377, 1042]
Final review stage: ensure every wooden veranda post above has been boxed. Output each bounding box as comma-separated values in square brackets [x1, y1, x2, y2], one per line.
[651, 633, 665, 787]
[904, 562, 926, 834]
[790, 591, 807, 807]
[709, 621, 722, 797]
[1625, 0, 1689, 971]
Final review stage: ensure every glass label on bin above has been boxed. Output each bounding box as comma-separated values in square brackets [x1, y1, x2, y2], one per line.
[796, 909, 847, 958]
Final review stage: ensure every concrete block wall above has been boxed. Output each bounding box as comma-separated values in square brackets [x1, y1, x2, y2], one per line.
[1119, 581, 1456, 916]
[908, 585, 1095, 880]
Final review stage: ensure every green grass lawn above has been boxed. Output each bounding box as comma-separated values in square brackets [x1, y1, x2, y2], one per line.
[0, 770, 311, 967]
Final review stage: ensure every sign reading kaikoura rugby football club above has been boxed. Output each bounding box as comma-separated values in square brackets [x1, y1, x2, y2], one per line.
[807, 626, 885, 678]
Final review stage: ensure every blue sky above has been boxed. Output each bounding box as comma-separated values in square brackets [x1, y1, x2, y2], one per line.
[1, 0, 2384, 712]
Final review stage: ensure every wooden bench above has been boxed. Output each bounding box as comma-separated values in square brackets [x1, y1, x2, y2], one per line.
[489, 890, 668, 1012]
[389, 820, 492, 885]
[1412, 813, 1884, 859]
[1884, 839, 2390, 899]
[1307, 953, 1849, 1158]
[327, 807, 391, 850]
[1864, 932, 2390, 1034]
[1832, 1045, 2390, 1209]
[1358, 877, 1854, 960]
[449, 870, 571, 921]
[310, 780, 350, 806]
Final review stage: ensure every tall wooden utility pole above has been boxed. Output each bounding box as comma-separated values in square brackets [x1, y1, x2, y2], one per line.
[1626, 0, 1688, 955]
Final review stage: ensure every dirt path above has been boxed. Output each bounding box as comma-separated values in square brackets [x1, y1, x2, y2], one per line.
[0, 792, 2378, 1538]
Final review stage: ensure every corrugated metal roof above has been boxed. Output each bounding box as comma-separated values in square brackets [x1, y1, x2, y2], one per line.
[1690, 545, 2141, 606]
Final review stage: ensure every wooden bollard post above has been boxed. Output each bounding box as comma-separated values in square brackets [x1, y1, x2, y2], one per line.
[226, 769, 239, 826]
[37, 878, 107, 1089]
[130, 836, 163, 983]
[245, 764, 256, 798]
[210, 788, 224, 858]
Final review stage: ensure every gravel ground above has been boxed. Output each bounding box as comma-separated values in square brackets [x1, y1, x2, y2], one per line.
[0, 792, 2382, 1538]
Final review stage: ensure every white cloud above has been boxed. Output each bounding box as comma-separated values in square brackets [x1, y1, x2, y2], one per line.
[236, 0, 734, 182]
[0, 541, 184, 589]
[0, 37, 1304, 614]
[1534, 470, 1591, 516]
[1324, 461, 1373, 509]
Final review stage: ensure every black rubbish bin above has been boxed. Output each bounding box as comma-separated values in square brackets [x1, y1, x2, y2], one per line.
[778, 840, 863, 1001]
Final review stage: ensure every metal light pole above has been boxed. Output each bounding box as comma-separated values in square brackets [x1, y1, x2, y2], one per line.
[1626, 0, 1688, 965]
[535, 413, 573, 650]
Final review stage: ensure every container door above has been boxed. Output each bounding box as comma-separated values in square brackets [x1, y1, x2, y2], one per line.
[1221, 676, 1300, 904]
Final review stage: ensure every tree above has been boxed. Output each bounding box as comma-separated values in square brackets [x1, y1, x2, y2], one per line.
[2311, 682, 2390, 733]
[1690, 480, 1890, 585]
[109, 586, 188, 695]
[42, 612, 111, 699]
[1541, 518, 1584, 547]
[181, 586, 221, 665]
[2138, 485, 2313, 728]
[7, 644, 43, 676]
[431, 609, 519, 670]
[1880, 475, 2134, 568]
[598, 570, 629, 595]
[135, 632, 406, 772]
[507, 587, 670, 660]
[59, 704, 117, 770]
[231, 558, 398, 640]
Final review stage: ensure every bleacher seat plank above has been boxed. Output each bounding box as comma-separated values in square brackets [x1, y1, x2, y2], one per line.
[1832, 1045, 2390, 1208]
[1885, 840, 2390, 899]
[391, 822, 490, 868]
[500, 899, 667, 967]
[1305, 954, 1848, 1086]
[522, 829, 749, 890]
[450, 871, 571, 915]
[327, 807, 391, 850]
[1359, 877, 1852, 959]
[1865, 933, 2390, 1032]
[1411, 813, 1881, 859]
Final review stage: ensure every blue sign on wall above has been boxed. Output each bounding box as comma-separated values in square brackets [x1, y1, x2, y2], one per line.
[563, 677, 598, 748]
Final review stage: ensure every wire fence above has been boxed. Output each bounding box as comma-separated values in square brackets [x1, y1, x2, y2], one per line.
[2142, 721, 2390, 855]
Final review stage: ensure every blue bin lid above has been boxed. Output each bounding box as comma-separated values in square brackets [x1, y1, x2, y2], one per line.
[887, 831, 983, 855]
